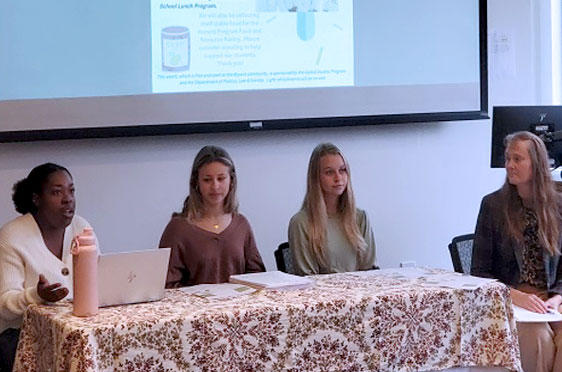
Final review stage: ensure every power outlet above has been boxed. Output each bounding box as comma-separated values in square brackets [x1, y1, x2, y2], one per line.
[399, 261, 416, 268]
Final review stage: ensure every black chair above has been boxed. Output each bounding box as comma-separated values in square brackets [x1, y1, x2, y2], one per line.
[274, 242, 296, 274]
[448, 234, 474, 274]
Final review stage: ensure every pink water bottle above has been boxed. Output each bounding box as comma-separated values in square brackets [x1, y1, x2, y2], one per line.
[71, 227, 98, 317]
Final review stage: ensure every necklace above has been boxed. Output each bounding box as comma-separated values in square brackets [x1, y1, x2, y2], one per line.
[201, 214, 231, 232]
[204, 217, 222, 230]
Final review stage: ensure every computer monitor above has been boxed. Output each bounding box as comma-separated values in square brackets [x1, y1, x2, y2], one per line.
[491, 105, 562, 168]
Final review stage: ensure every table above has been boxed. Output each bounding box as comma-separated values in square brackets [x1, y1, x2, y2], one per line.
[14, 269, 521, 372]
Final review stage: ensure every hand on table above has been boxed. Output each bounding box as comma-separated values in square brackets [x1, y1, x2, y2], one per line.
[37, 274, 68, 303]
[510, 288, 550, 313]
[545, 295, 562, 312]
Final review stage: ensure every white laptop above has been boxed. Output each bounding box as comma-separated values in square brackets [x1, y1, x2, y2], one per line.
[97, 248, 171, 307]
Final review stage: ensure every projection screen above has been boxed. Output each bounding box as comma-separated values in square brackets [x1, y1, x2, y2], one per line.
[0, 0, 487, 141]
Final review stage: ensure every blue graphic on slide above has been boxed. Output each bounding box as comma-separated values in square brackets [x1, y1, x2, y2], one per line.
[297, 12, 315, 41]
[257, 1, 339, 41]
[256, 0, 338, 12]
[161, 26, 190, 71]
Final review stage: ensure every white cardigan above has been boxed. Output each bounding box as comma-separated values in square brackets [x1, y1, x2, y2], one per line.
[0, 213, 91, 333]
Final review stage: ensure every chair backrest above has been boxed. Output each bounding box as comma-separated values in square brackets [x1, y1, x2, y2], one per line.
[448, 233, 474, 274]
[274, 242, 296, 274]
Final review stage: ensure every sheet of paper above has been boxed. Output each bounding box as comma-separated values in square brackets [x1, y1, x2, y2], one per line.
[488, 28, 517, 81]
[513, 305, 562, 323]
[421, 274, 496, 290]
[180, 283, 256, 299]
[229, 271, 314, 290]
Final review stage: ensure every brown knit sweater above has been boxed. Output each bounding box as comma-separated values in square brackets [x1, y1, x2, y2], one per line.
[159, 214, 265, 287]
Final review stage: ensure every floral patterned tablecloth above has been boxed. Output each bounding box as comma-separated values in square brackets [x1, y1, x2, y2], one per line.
[14, 269, 521, 372]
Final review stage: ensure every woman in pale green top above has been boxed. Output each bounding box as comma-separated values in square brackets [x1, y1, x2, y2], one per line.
[288, 143, 377, 275]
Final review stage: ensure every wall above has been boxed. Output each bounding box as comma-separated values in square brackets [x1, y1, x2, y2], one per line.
[0, 0, 545, 271]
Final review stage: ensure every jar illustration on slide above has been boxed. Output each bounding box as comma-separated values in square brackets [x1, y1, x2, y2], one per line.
[162, 26, 190, 71]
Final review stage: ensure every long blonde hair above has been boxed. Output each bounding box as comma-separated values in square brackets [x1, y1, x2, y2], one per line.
[502, 131, 561, 255]
[174, 145, 239, 221]
[301, 143, 367, 266]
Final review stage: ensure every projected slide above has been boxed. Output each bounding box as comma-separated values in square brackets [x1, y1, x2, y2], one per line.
[150, 0, 354, 93]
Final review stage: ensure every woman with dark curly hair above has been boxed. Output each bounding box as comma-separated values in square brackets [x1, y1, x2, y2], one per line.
[0, 163, 93, 372]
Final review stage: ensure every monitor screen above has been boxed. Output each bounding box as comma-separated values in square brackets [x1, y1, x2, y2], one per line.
[491, 106, 562, 168]
[0, 0, 487, 141]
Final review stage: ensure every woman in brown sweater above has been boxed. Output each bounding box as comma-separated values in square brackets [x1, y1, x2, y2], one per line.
[159, 146, 265, 287]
